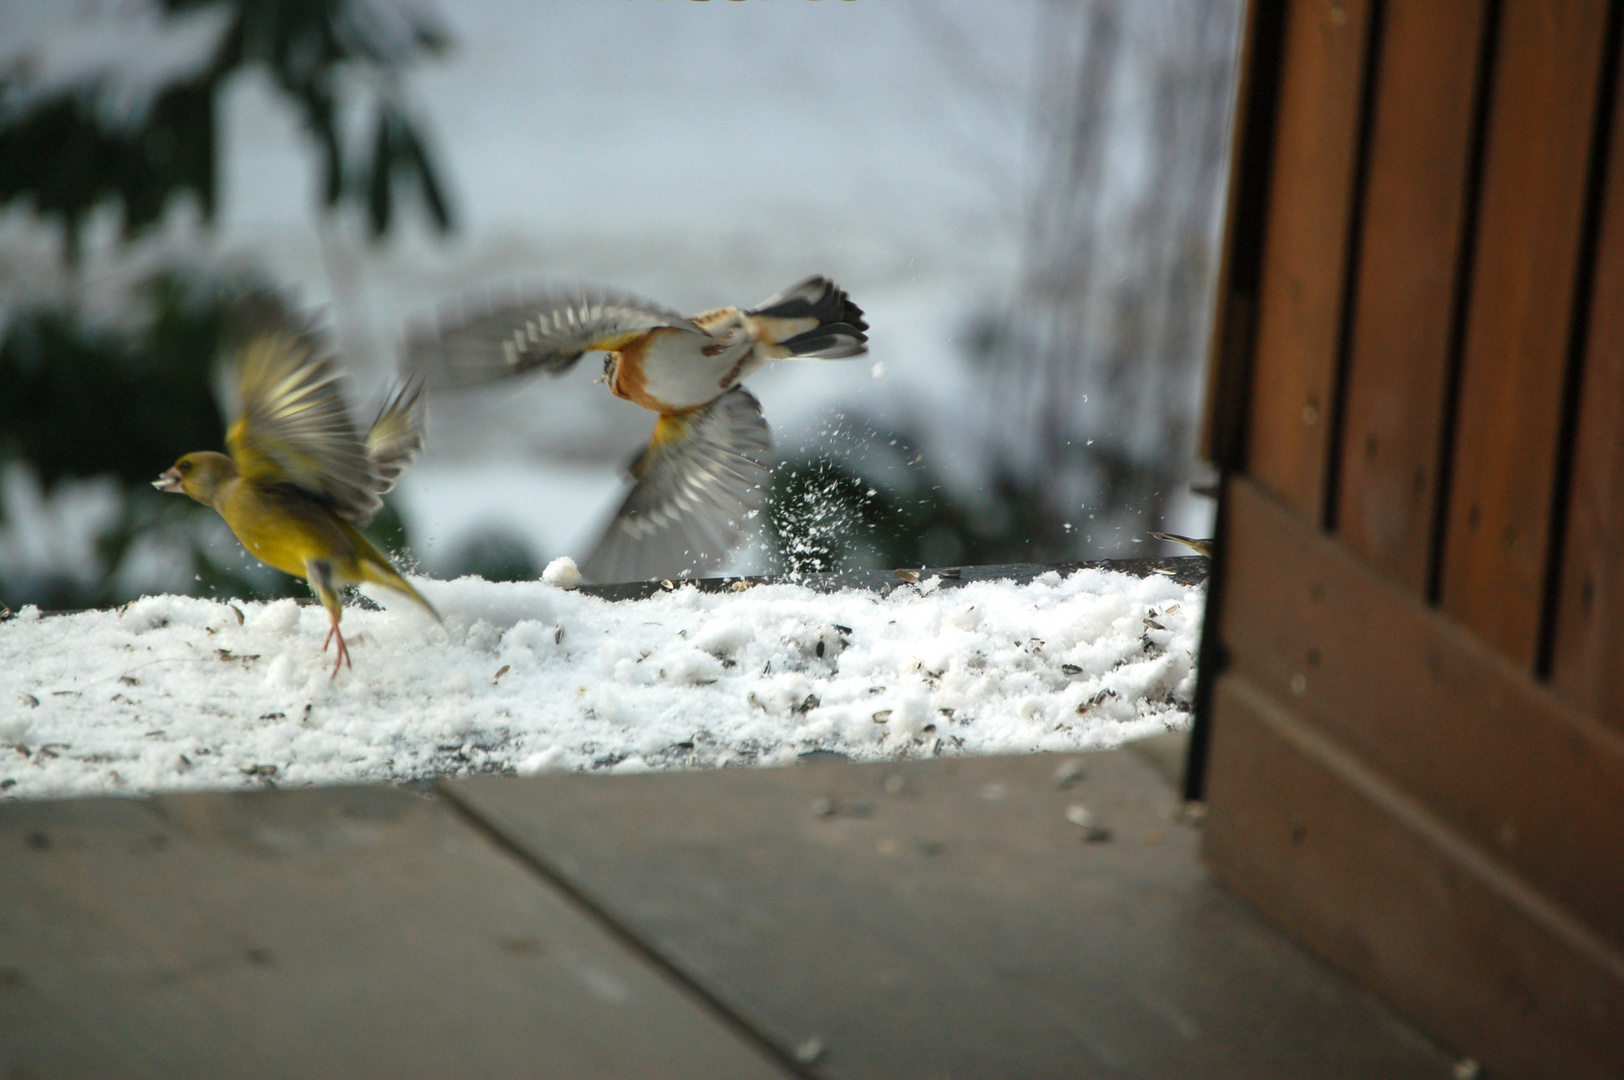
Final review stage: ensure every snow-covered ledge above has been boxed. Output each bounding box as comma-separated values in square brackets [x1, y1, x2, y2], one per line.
[0, 559, 1206, 800]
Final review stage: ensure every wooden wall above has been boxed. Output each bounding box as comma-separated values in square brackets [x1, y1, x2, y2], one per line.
[1196, 1, 1624, 1076]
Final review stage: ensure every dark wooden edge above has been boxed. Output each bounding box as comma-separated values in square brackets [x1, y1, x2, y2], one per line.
[17, 558, 1210, 618]
[576, 557, 1209, 602]
[1188, 0, 1290, 803]
[1198, 0, 1288, 471]
[1205, 671, 1624, 1080]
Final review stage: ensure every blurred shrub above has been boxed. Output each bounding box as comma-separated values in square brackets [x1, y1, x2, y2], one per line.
[445, 529, 539, 584]
[765, 420, 1081, 576]
[0, 0, 455, 609]
[0, 0, 454, 261]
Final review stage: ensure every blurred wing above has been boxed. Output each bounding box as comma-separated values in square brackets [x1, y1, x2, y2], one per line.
[226, 335, 380, 524]
[581, 387, 772, 584]
[405, 283, 706, 388]
[366, 379, 427, 498]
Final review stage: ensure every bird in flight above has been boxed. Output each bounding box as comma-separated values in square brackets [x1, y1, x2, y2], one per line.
[155, 335, 438, 676]
[407, 275, 868, 583]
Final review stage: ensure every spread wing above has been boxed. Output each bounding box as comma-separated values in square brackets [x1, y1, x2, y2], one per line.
[404, 283, 707, 388]
[366, 379, 427, 497]
[226, 335, 382, 525]
[581, 387, 773, 584]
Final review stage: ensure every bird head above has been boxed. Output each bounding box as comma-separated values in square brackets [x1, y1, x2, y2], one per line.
[154, 451, 237, 505]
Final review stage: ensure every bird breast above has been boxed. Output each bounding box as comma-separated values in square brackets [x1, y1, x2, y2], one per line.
[612, 327, 754, 413]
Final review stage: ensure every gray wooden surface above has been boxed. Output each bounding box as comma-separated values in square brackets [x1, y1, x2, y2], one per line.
[447, 750, 1454, 1080]
[0, 785, 787, 1079]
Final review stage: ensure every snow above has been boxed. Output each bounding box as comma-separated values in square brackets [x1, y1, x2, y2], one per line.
[0, 569, 1201, 800]
[540, 555, 580, 591]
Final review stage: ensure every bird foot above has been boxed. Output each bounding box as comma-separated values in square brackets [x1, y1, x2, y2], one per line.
[322, 622, 353, 679]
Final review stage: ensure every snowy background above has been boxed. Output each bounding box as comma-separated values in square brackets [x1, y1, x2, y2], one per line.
[0, 0, 1239, 597]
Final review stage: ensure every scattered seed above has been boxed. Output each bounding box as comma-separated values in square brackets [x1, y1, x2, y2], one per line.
[229, 604, 245, 624]
[493, 665, 511, 683]
[16, 692, 38, 708]
[871, 710, 892, 723]
[894, 569, 921, 584]
[1054, 759, 1085, 788]
[730, 579, 753, 592]
[1066, 804, 1112, 842]
[118, 675, 139, 686]
[1061, 664, 1083, 676]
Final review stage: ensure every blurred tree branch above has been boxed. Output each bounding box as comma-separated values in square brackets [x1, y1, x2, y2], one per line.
[0, 0, 455, 265]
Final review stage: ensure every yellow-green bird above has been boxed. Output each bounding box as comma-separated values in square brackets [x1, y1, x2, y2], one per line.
[154, 335, 439, 677]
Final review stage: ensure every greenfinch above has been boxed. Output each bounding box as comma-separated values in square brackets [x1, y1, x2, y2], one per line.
[155, 335, 438, 676]
[406, 276, 867, 583]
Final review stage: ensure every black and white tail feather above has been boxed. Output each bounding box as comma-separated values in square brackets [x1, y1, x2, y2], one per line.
[747, 276, 868, 359]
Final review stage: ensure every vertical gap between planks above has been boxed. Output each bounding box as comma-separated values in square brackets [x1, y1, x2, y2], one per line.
[435, 785, 822, 1080]
[1536, 0, 1624, 678]
[1188, 0, 1292, 803]
[1322, 0, 1389, 533]
[1425, 0, 1504, 605]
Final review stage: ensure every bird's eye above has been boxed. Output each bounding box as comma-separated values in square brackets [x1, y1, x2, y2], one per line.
[178, 461, 193, 474]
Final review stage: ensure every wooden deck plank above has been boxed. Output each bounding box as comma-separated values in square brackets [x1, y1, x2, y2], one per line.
[1550, 15, 1624, 736]
[1246, 0, 1374, 519]
[1204, 672, 1624, 1080]
[1439, 0, 1613, 664]
[1222, 474, 1624, 954]
[0, 786, 788, 1080]
[447, 751, 1451, 1080]
[1332, 0, 1489, 592]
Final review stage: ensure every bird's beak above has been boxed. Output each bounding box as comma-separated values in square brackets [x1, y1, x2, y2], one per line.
[153, 468, 184, 494]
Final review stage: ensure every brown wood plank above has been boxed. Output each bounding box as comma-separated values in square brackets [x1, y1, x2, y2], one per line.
[1222, 475, 1624, 955]
[1204, 672, 1624, 1080]
[447, 752, 1452, 1080]
[1245, 0, 1373, 517]
[1333, 0, 1489, 593]
[1440, 0, 1613, 664]
[0, 786, 787, 1080]
[1551, 21, 1624, 737]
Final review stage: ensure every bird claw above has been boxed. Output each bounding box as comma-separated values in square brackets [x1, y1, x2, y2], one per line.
[322, 622, 353, 679]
